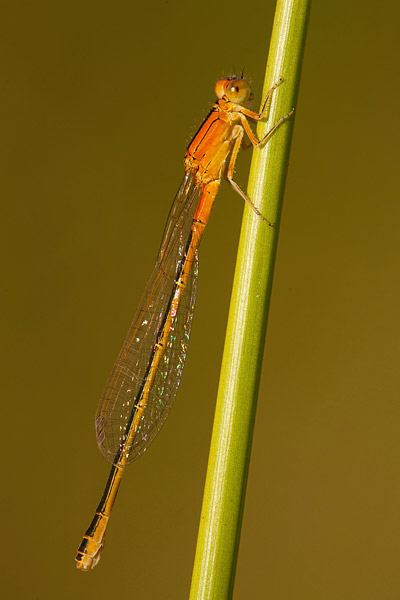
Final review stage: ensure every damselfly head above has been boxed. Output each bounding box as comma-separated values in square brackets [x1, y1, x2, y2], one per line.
[215, 77, 253, 104]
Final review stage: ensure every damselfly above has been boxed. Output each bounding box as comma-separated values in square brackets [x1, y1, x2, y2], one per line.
[76, 75, 293, 570]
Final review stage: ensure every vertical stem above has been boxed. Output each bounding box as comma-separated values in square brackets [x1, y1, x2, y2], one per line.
[189, 1, 311, 598]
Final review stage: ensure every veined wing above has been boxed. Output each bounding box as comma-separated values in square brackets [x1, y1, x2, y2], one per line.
[95, 172, 200, 464]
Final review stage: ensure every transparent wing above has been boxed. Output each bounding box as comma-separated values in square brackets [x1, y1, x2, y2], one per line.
[95, 172, 200, 464]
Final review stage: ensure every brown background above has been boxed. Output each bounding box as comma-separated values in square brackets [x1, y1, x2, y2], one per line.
[2, 0, 400, 598]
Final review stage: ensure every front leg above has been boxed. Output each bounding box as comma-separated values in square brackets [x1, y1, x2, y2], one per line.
[240, 76, 284, 122]
[239, 76, 294, 147]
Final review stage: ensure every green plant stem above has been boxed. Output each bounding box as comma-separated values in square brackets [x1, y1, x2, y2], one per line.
[188, 1, 311, 598]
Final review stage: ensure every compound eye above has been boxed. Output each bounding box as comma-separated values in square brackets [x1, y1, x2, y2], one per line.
[215, 78, 253, 103]
[225, 79, 253, 103]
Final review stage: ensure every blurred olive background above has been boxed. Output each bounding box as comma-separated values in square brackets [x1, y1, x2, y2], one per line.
[1, 0, 400, 598]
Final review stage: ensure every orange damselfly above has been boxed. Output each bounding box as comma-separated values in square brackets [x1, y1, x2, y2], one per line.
[76, 75, 293, 570]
